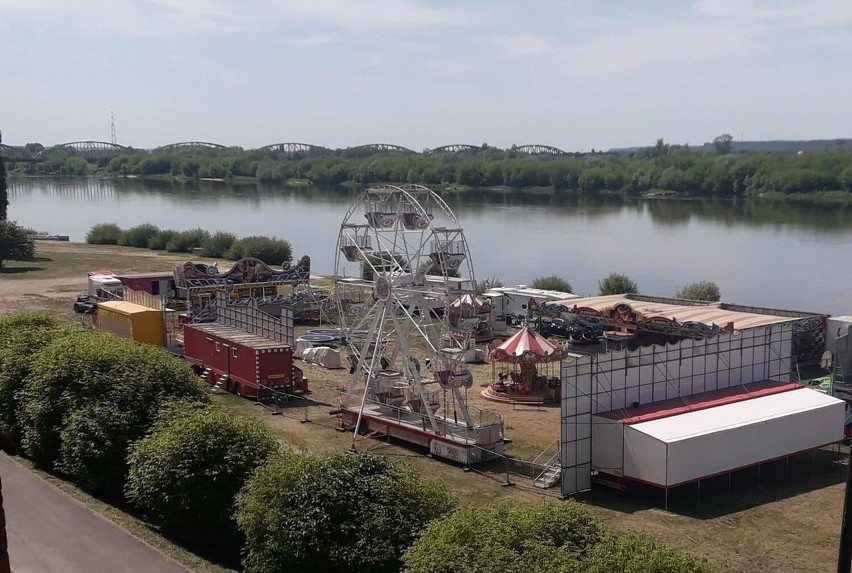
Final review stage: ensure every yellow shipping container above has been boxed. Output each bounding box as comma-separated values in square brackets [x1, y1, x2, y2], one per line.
[97, 301, 165, 346]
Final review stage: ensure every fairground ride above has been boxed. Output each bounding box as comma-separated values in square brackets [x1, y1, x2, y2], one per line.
[333, 185, 505, 463]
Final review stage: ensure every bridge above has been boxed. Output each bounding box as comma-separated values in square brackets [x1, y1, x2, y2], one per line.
[0, 140, 572, 162]
[0, 141, 134, 162]
[513, 144, 566, 155]
[427, 144, 481, 154]
[256, 143, 331, 157]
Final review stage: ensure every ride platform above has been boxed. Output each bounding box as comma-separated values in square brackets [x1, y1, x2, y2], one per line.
[337, 396, 504, 464]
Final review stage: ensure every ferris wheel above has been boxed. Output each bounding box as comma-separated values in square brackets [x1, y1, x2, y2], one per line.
[333, 184, 485, 441]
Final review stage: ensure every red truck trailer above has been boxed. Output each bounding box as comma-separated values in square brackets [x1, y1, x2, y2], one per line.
[183, 322, 306, 398]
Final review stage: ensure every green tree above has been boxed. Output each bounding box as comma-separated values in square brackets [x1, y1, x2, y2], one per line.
[236, 451, 457, 573]
[165, 228, 211, 253]
[127, 401, 278, 564]
[148, 229, 177, 250]
[402, 502, 609, 573]
[17, 331, 208, 496]
[0, 314, 68, 450]
[0, 220, 35, 269]
[86, 223, 122, 245]
[225, 236, 292, 265]
[476, 275, 504, 295]
[674, 281, 721, 301]
[118, 223, 160, 248]
[530, 275, 573, 293]
[598, 272, 639, 295]
[713, 133, 733, 155]
[586, 533, 710, 573]
[202, 231, 236, 258]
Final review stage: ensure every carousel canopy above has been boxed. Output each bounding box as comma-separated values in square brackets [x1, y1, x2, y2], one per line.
[490, 326, 571, 363]
[450, 293, 486, 310]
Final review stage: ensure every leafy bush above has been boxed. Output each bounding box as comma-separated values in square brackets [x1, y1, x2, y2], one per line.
[202, 231, 237, 258]
[598, 272, 639, 295]
[402, 502, 608, 573]
[86, 223, 122, 245]
[530, 275, 573, 293]
[225, 235, 292, 265]
[476, 276, 504, 295]
[0, 220, 36, 269]
[361, 252, 408, 280]
[675, 281, 721, 302]
[17, 331, 209, 496]
[165, 228, 211, 253]
[127, 401, 277, 563]
[58, 402, 139, 495]
[147, 229, 177, 250]
[237, 451, 457, 573]
[585, 533, 710, 573]
[0, 314, 68, 450]
[118, 223, 160, 248]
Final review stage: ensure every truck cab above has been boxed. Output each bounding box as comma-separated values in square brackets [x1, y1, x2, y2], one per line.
[88, 271, 124, 300]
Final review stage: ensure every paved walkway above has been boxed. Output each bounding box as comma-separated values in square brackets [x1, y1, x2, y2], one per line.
[1, 454, 188, 573]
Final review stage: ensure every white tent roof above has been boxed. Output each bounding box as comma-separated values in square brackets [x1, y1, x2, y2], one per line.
[630, 387, 842, 444]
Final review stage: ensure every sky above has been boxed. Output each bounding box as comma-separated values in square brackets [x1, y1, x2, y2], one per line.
[1, 0, 851, 151]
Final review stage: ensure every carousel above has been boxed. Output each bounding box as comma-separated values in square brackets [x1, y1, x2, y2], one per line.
[482, 325, 572, 404]
[448, 293, 494, 341]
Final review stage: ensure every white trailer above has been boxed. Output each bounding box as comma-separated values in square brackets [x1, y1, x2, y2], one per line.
[87, 271, 123, 300]
[482, 285, 578, 330]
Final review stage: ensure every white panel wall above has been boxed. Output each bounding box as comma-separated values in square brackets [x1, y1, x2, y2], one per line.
[590, 416, 623, 476]
[561, 323, 794, 496]
[623, 430, 667, 486]
[632, 399, 845, 486]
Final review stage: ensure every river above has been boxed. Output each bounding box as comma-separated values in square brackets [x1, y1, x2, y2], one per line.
[7, 177, 852, 316]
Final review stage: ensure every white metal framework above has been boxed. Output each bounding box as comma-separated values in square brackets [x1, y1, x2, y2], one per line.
[560, 322, 795, 495]
[334, 184, 504, 458]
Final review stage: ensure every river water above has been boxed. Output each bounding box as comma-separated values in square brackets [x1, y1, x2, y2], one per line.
[7, 177, 852, 315]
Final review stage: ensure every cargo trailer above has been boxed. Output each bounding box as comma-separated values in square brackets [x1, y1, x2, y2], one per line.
[183, 322, 305, 398]
[96, 301, 166, 346]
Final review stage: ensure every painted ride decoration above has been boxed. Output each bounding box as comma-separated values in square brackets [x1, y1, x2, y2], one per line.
[174, 255, 311, 288]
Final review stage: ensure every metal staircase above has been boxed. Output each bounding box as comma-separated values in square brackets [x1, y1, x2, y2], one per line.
[534, 464, 561, 489]
[532, 439, 561, 489]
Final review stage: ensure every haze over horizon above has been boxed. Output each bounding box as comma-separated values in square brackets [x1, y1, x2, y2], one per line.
[1, 0, 850, 151]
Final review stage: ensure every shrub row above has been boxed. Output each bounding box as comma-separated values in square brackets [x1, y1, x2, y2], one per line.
[86, 222, 292, 264]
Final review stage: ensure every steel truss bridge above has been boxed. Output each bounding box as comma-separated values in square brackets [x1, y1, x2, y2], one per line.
[0, 140, 568, 162]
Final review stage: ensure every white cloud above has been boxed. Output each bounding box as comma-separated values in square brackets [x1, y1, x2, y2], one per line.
[284, 34, 341, 47]
[256, 0, 481, 30]
[692, 0, 852, 29]
[0, 0, 245, 36]
[561, 22, 767, 77]
[488, 34, 552, 58]
[425, 59, 472, 75]
[352, 53, 386, 68]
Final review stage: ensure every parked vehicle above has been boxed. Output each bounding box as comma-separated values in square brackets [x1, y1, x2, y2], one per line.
[538, 318, 606, 345]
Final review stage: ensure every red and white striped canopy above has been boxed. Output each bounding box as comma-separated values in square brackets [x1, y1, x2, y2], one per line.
[489, 326, 570, 364]
[449, 294, 485, 309]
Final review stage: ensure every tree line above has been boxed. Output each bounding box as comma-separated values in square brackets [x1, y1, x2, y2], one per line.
[0, 312, 712, 572]
[11, 140, 852, 200]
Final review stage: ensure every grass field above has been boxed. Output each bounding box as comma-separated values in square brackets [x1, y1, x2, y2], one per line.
[1, 241, 847, 572]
